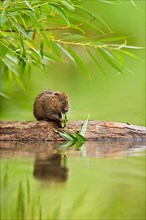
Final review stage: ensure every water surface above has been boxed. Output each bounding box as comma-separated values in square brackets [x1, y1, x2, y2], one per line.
[0, 141, 145, 220]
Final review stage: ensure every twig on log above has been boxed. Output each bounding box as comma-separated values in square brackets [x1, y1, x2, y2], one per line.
[0, 120, 145, 141]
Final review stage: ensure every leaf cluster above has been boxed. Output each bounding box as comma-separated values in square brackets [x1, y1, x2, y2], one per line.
[0, 0, 140, 92]
[59, 116, 88, 150]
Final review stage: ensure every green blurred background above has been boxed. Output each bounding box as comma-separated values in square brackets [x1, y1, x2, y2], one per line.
[0, 1, 145, 126]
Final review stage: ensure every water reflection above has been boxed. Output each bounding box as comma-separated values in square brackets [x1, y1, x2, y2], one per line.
[33, 153, 68, 182]
[0, 140, 145, 159]
[0, 141, 145, 219]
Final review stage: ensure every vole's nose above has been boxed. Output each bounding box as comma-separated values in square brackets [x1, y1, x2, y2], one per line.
[63, 108, 69, 113]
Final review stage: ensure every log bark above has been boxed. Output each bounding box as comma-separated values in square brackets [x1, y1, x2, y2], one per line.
[0, 120, 145, 141]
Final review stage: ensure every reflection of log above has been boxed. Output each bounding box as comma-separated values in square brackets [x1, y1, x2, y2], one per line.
[0, 120, 146, 141]
[0, 140, 145, 159]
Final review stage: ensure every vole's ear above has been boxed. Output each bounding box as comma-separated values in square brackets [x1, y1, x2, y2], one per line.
[54, 92, 60, 96]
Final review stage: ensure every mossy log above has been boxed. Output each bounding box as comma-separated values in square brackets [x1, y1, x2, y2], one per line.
[0, 120, 145, 141]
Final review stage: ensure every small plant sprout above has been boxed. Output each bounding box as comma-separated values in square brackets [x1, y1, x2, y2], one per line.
[61, 114, 68, 128]
[58, 115, 89, 151]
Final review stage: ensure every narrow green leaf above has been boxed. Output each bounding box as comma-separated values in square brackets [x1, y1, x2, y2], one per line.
[80, 145, 87, 158]
[24, 0, 35, 11]
[49, 3, 70, 25]
[67, 48, 91, 79]
[112, 50, 125, 69]
[98, 0, 114, 4]
[87, 49, 108, 77]
[130, 0, 138, 8]
[75, 132, 87, 142]
[39, 205, 42, 220]
[59, 140, 75, 149]
[20, 37, 26, 57]
[0, 92, 9, 99]
[14, 76, 27, 92]
[0, 10, 6, 26]
[2, 58, 19, 76]
[1, 0, 10, 8]
[25, 65, 31, 90]
[43, 51, 59, 61]
[80, 114, 89, 136]
[44, 38, 62, 59]
[57, 44, 75, 62]
[46, 17, 84, 33]
[121, 50, 142, 61]
[97, 35, 131, 43]
[60, 131, 77, 141]
[68, 23, 85, 34]
[0, 43, 7, 58]
[60, 0, 75, 11]
[67, 13, 104, 34]
[76, 5, 111, 32]
[98, 48, 124, 74]
[62, 34, 86, 41]
[60, 133, 72, 141]
[20, 60, 26, 75]
[40, 41, 44, 58]
[17, 181, 25, 220]
[9, 15, 30, 40]
[26, 178, 30, 203]
[74, 141, 83, 150]
[18, 14, 27, 31]
[23, 11, 42, 31]
[51, 205, 61, 220]
[24, 40, 41, 60]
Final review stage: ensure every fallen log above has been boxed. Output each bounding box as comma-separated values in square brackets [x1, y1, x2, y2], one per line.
[0, 120, 146, 141]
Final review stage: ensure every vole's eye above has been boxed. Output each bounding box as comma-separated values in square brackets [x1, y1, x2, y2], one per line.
[54, 92, 60, 97]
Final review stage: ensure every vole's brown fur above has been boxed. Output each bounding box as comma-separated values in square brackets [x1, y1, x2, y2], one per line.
[33, 90, 69, 122]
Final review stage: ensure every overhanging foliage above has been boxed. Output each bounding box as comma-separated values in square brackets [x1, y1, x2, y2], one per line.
[0, 0, 140, 93]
